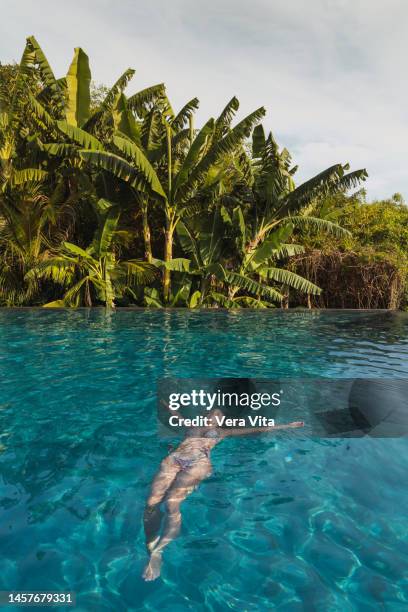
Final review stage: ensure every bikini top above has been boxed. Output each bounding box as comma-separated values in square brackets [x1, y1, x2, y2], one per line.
[203, 429, 220, 439]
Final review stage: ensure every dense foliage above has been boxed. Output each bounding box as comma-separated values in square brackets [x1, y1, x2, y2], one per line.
[290, 192, 408, 309]
[0, 37, 378, 308]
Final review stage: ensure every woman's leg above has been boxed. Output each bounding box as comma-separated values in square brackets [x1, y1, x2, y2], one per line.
[143, 459, 212, 581]
[144, 456, 180, 553]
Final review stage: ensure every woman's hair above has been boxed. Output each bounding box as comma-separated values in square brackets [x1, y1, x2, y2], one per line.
[212, 378, 256, 418]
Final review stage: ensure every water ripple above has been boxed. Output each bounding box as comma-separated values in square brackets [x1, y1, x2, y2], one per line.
[0, 310, 408, 609]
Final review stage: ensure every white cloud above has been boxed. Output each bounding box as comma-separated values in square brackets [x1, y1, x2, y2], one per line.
[1, 0, 407, 199]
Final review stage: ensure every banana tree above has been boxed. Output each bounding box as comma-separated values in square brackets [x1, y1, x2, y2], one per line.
[222, 205, 321, 304]
[21, 38, 168, 261]
[247, 125, 368, 250]
[158, 202, 319, 307]
[0, 38, 50, 211]
[26, 198, 157, 307]
[20, 36, 165, 181]
[80, 95, 266, 301]
[23, 35, 165, 134]
[218, 125, 368, 304]
[0, 179, 56, 305]
[157, 141, 365, 307]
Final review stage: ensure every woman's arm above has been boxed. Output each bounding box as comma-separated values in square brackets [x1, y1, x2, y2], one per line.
[225, 421, 304, 437]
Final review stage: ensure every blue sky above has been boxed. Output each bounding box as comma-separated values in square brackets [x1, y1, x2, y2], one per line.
[2, 0, 407, 200]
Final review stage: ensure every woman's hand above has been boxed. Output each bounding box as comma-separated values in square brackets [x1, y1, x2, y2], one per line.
[226, 420, 305, 436]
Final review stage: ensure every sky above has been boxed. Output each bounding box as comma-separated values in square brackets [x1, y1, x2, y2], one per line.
[1, 0, 407, 200]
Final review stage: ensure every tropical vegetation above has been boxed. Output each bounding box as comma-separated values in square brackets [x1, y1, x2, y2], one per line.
[290, 191, 408, 309]
[5, 36, 402, 310]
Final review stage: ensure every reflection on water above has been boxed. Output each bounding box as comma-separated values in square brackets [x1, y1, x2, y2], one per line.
[0, 310, 408, 610]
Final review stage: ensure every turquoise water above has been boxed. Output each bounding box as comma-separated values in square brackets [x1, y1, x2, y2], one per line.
[1, 310, 408, 611]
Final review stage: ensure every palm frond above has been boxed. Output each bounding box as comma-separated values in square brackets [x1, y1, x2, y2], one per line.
[65, 47, 91, 127]
[28, 94, 57, 130]
[288, 215, 351, 238]
[258, 267, 321, 295]
[172, 118, 215, 196]
[252, 124, 266, 158]
[141, 108, 162, 152]
[93, 205, 120, 257]
[250, 224, 294, 266]
[10, 169, 48, 187]
[42, 142, 78, 157]
[214, 96, 239, 137]
[83, 68, 136, 132]
[335, 168, 368, 191]
[80, 149, 166, 199]
[232, 296, 270, 308]
[225, 271, 283, 303]
[113, 134, 166, 198]
[273, 243, 305, 259]
[57, 120, 104, 150]
[99, 68, 135, 111]
[279, 165, 367, 216]
[112, 94, 140, 141]
[26, 257, 75, 285]
[127, 83, 166, 115]
[178, 107, 265, 201]
[26, 36, 64, 108]
[62, 276, 89, 305]
[171, 98, 199, 131]
[152, 258, 191, 272]
[42, 300, 67, 308]
[121, 260, 158, 284]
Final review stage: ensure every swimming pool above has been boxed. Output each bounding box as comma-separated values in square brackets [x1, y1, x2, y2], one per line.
[1, 310, 408, 610]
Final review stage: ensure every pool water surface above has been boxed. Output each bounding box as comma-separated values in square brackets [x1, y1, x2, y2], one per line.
[0, 310, 408, 610]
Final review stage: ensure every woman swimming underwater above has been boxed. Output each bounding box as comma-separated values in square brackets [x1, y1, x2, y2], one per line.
[143, 382, 304, 581]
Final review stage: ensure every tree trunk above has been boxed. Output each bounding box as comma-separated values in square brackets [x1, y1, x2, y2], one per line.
[163, 125, 173, 304]
[142, 204, 152, 263]
[281, 286, 289, 309]
[104, 258, 115, 309]
[163, 223, 173, 303]
[228, 285, 238, 300]
[85, 279, 92, 307]
[199, 276, 210, 305]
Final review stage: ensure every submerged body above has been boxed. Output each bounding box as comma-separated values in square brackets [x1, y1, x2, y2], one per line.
[143, 415, 303, 581]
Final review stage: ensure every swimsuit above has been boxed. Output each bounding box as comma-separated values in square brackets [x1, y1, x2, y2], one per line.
[172, 455, 202, 471]
[203, 429, 220, 439]
[172, 429, 220, 471]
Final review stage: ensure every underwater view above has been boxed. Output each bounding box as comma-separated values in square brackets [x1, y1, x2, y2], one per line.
[1, 310, 408, 610]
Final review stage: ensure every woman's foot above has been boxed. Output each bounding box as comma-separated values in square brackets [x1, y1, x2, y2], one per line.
[142, 550, 162, 581]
